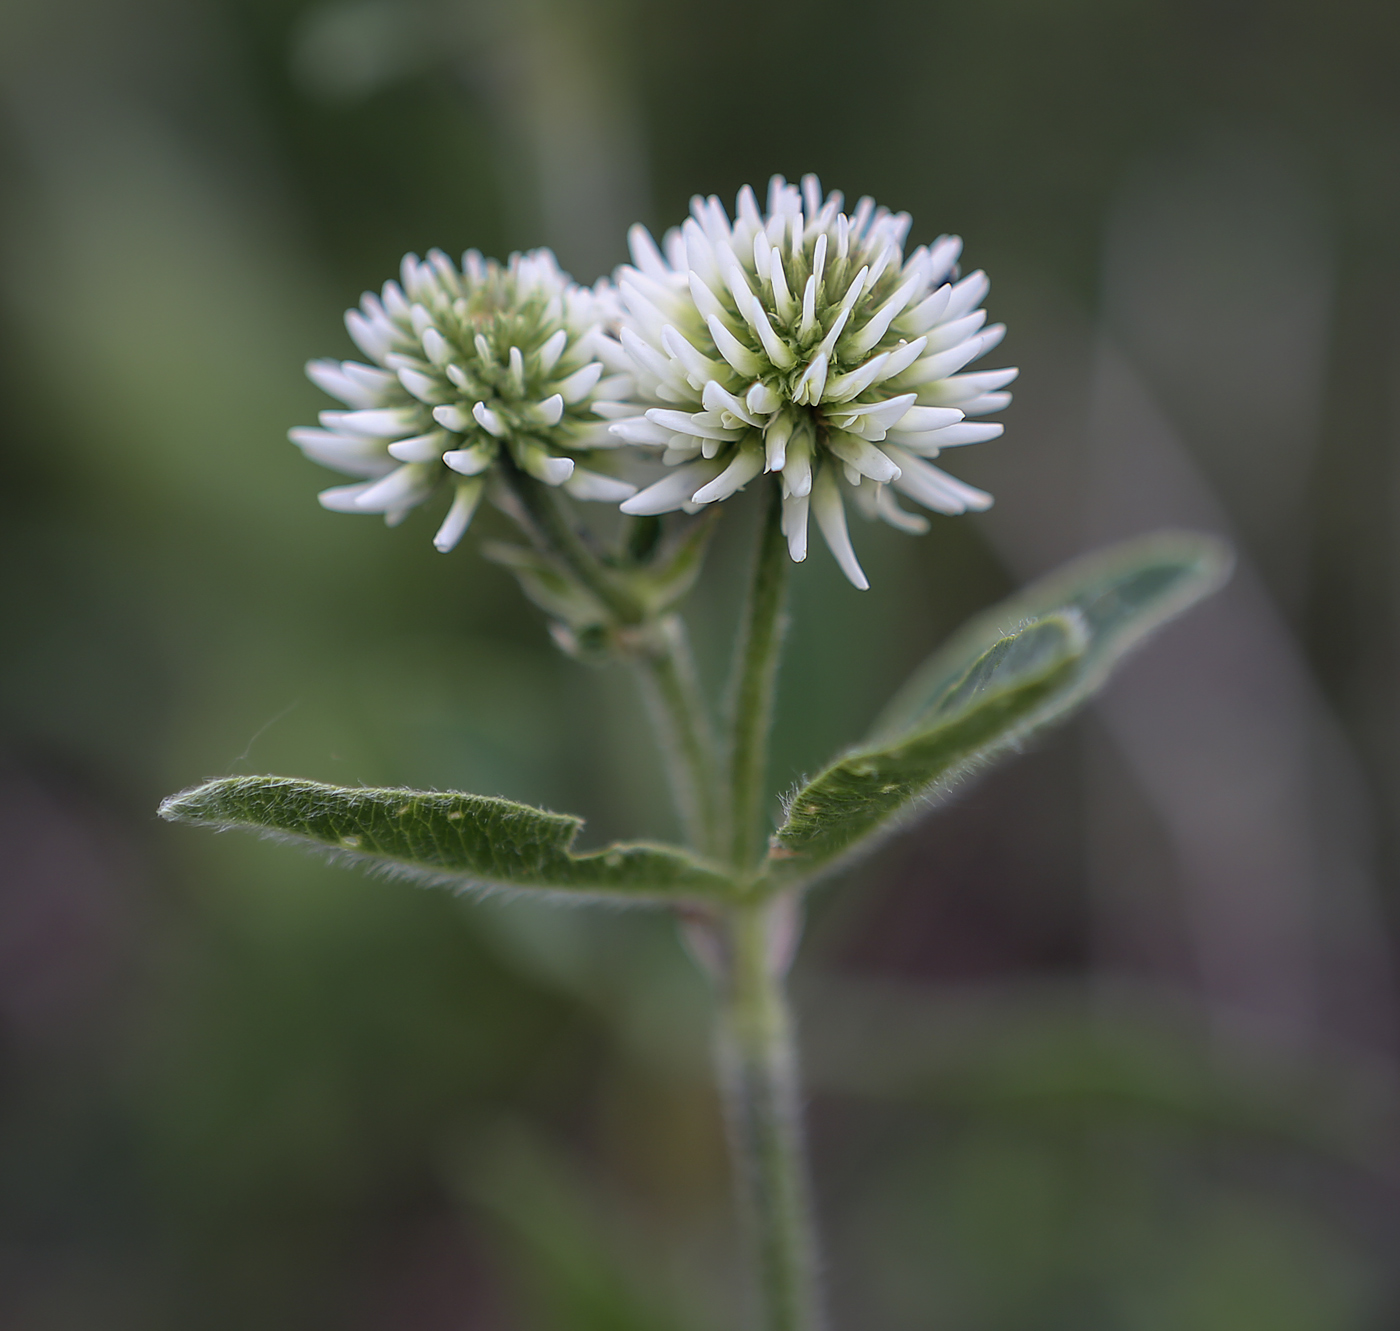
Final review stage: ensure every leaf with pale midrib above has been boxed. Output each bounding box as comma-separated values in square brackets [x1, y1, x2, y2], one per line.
[159, 777, 735, 903]
[766, 530, 1232, 884]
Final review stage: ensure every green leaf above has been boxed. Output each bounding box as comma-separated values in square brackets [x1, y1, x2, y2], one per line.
[767, 530, 1232, 884]
[159, 776, 736, 904]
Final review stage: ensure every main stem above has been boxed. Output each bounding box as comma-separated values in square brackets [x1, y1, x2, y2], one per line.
[716, 489, 822, 1331]
[519, 475, 821, 1328]
[716, 895, 823, 1331]
[727, 484, 791, 870]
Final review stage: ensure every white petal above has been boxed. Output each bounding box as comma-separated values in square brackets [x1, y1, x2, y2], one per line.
[621, 326, 685, 388]
[290, 427, 396, 478]
[472, 402, 509, 438]
[747, 380, 781, 415]
[744, 294, 796, 368]
[388, 430, 451, 462]
[891, 405, 964, 432]
[781, 489, 810, 561]
[799, 275, 818, 340]
[826, 433, 901, 484]
[894, 421, 1003, 451]
[691, 442, 765, 504]
[874, 483, 930, 533]
[610, 417, 676, 446]
[763, 412, 794, 471]
[619, 274, 674, 340]
[975, 323, 1007, 357]
[782, 425, 814, 497]
[884, 445, 993, 514]
[687, 272, 731, 326]
[701, 380, 764, 428]
[925, 235, 963, 286]
[662, 441, 704, 465]
[306, 359, 393, 408]
[619, 458, 727, 515]
[707, 315, 762, 376]
[816, 266, 869, 358]
[320, 407, 421, 438]
[353, 462, 437, 513]
[434, 478, 485, 552]
[443, 444, 495, 475]
[955, 390, 1014, 417]
[525, 394, 565, 426]
[563, 468, 637, 502]
[794, 352, 828, 405]
[537, 328, 569, 374]
[918, 367, 1019, 405]
[924, 309, 988, 353]
[345, 309, 393, 360]
[628, 223, 672, 281]
[767, 243, 795, 322]
[868, 336, 928, 386]
[318, 480, 379, 512]
[842, 274, 921, 359]
[421, 327, 454, 367]
[944, 270, 990, 320]
[646, 408, 744, 441]
[897, 284, 952, 336]
[591, 400, 642, 420]
[593, 374, 634, 400]
[826, 393, 917, 438]
[397, 366, 445, 404]
[894, 338, 993, 386]
[824, 351, 893, 403]
[555, 362, 604, 404]
[812, 464, 869, 590]
[433, 404, 472, 432]
[520, 447, 575, 486]
[662, 325, 724, 384]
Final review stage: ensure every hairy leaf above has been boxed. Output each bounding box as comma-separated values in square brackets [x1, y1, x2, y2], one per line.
[159, 777, 736, 903]
[768, 530, 1232, 884]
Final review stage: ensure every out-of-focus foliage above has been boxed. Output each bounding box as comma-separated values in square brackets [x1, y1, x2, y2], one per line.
[3, 0, 1400, 1328]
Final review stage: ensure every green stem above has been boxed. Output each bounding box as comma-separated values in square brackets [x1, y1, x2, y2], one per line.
[510, 473, 642, 623]
[633, 614, 722, 855]
[506, 475, 720, 854]
[726, 485, 791, 871]
[715, 894, 824, 1331]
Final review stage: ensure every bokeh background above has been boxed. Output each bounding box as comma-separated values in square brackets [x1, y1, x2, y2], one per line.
[4, 0, 1400, 1326]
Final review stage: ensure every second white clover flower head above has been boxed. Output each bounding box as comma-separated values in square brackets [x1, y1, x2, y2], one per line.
[603, 175, 1016, 588]
[292, 248, 635, 552]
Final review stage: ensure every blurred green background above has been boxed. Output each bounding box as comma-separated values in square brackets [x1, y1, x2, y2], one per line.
[4, 0, 1400, 1326]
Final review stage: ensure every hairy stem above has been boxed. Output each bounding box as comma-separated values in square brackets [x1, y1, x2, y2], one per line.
[633, 614, 722, 855]
[505, 475, 720, 853]
[509, 473, 642, 623]
[726, 485, 791, 871]
[715, 894, 824, 1331]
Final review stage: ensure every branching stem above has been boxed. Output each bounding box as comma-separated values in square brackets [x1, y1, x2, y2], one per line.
[514, 474, 820, 1330]
[633, 614, 722, 856]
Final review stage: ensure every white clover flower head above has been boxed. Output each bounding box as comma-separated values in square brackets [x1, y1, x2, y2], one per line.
[605, 175, 1016, 588]
[292, 248, 635, 552]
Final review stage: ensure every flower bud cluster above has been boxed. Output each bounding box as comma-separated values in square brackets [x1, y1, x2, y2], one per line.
[292, 248, 634, 552]
[294, 176, 1014, 586]
[603, 176, 1015, 588]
